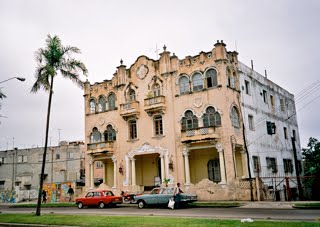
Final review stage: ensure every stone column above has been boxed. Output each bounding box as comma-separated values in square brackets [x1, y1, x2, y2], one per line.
[131, 158, 136, 186]
[164, 153, 169, 179]
[218, 150, 227, 184]
[102, 162, 106, 184]
[90, 158, 94, 189]
[112, 156, 117, 189]
[216, 143, 226, 184]
[160, 154, 165, 183]
[182, 149, 191, 185]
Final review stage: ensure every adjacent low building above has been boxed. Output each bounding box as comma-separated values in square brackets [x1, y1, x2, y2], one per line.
[0, 141, 85, 203]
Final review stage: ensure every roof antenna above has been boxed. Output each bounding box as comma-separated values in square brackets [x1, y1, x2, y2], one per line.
[265, 69, 268, 78]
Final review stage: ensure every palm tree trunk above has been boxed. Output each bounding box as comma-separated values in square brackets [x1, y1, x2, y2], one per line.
[36, 75, 54, 216]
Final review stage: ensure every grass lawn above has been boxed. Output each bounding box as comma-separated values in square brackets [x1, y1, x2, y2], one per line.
[0, 214, 319, 227]
[293, 203, 320, 209]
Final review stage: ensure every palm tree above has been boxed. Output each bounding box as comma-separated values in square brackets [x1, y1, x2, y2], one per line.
[31, 35, 87, 216]
[0, 89, 6, 100]
[0, 88, 6, 111]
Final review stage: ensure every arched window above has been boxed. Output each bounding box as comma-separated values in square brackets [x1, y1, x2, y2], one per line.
[231, 106, 240, 128]
[152, 83, 161, 97]
[181, 110, 198, 130]
[128, 119, 137, 139]
[108, 93, 116, 110]
[226, 68, 231, 87]
[205, 69, 217, 88]
[90, 127, 101, 143]
[98, 96, 106, 112]
[230, 72, 236, 89]
[192, 73, 203, 91]
[154, 115, 163, 136]
[89, 99, 96, 113]
[203, 106, 222, 127]
[179, 75, 190, 95]
[129, 89, 136, 102]
[208, 159, 221, 182]
[105, 125, 116, 141]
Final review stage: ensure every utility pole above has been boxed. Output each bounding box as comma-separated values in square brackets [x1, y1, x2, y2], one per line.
[291, 137, 303, 199]
[58, 128, 61, 144]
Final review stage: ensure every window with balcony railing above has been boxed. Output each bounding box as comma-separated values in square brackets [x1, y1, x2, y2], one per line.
[203, 106, 221, 127]
[181, 110, 198, 130]
[90, 127, 101, 143]
[152, 83, 161, 97]
[104, 125, 116, 141]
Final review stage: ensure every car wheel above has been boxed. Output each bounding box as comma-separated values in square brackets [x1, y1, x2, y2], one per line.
[137, 200, 145, 209]
[98, 202, 105, 209]
[77, 202, 83, 209]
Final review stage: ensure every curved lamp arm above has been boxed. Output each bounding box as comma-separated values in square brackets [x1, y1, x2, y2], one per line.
[0, 77, 26, 84]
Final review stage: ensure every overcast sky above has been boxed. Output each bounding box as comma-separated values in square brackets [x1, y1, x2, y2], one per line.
[0, 0, 319, 150]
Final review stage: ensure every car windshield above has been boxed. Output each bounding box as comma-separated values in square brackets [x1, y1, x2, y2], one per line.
[103, 191, 114, 196]
[151, 188, 161, 194]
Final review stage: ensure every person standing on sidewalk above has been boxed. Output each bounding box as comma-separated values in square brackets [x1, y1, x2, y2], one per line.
[42, 190, 47, 203]
[67, 185, 74, 202]
[173, 183, 183, 209]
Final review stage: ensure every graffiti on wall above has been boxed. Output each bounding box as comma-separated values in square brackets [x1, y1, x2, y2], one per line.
[0, 190, 17, 203]
[60, 182, 74, 202]
[20, 189, 38, 201]
[43, 182, 74, 202]
[43, 183, 57, 202]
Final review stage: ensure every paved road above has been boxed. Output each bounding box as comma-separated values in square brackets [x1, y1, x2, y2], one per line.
[1, 206, 319, 221]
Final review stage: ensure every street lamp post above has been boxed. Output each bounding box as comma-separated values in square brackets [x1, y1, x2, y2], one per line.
[0, 77, 26, 84]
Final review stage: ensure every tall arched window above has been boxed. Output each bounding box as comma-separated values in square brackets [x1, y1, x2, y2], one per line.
[154, 115, 163, 135]
[90, 127, 101, 143]
[208, 159, 221, 182]
[203, 106, 221, 127]
[230, 72, 236, 89]
[89, 99, 96, 113]
[129, 89, 136, 102]
[108, 93, 116, 110]
[181, 110, 198, 130]
[231, 106, 240, 128]
[205, 69, 217, 88]
[192, 72, 203, 91]
[179, 75, 190, 95]
[226, 68, 231, 87]
[152, 84, 161, 97]
[98, 96, 106, 112]
[105, 125, 116, 141]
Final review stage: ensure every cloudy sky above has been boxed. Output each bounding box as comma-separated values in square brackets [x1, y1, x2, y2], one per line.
[0, 0, 319, 150]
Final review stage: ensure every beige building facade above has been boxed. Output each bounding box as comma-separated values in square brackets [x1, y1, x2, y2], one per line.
[84, 41, 252, 200]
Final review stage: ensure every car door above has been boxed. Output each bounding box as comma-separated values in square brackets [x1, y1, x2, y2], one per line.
[84, 192, 94, 206]
[103, 191, 112, 205]
[157, 188, 172, 204]
[92, 191, 101, 206]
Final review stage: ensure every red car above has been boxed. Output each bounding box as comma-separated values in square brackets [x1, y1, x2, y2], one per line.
[76, 190, 123, 209]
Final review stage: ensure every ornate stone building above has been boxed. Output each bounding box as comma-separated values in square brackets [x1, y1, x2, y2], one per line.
[84, 41, 252, 200]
